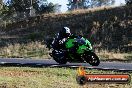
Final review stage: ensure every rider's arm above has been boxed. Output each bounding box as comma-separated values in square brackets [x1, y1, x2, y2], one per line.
[87, 40, 92, 50]
[69, 34, 78, 38]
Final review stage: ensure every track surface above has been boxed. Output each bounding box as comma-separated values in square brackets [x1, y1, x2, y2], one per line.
[0, 58, 132, 71]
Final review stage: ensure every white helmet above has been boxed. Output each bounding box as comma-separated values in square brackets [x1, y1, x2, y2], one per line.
[61, 27, 71, 37]
[64, 27, 70, 34]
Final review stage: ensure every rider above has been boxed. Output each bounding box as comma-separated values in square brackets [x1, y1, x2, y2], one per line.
[52, 27, 72, 50]
[52, 26, 80, 55]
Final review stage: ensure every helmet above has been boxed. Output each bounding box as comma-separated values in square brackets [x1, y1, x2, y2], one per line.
[61, 27, 71, 37]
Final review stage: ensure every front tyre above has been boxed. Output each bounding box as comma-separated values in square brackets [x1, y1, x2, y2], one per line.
[84, 52, 100, 66]
[52, 50, 67, 64]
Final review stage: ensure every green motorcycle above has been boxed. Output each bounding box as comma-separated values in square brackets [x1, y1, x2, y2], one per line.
[50, 35, 100, 66]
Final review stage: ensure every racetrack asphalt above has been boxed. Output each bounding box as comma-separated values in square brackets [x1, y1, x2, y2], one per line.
[0, 58, 132, 71]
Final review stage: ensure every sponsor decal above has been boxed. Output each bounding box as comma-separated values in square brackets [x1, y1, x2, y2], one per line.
[76, 66, 131, 85]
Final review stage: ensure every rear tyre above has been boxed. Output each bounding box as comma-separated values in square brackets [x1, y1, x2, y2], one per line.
[52, 50, 67, 64]
[84, 52, 100, 66]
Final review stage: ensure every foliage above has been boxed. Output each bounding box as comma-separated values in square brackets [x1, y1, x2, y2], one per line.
[9, 0, 55, 14]
[125, 0, 132, 5]
[67, 0, 115, 10]
[37, 2, 55, 14]
[0, 0, 3, 11]
[0, 0, 59, 18]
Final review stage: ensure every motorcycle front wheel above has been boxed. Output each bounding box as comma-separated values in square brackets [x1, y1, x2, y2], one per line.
[84, 52, 100, 66]
[52, 50, 67, 64]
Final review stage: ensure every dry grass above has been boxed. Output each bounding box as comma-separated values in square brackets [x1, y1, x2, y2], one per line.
[0, 5, 130, 52]
[0, 67, 131, 88]
[66, 6, 116, 14]
[0, 5, 131, 60]
[0, 41, 50, 59]
[0, 41, 131, 62]
[96, 50, 132, 62]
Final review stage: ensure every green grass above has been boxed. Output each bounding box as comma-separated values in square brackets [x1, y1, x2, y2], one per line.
[0, 67, 131, 88]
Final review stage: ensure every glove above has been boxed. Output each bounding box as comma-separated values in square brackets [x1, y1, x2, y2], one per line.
[59, 38, 67, 44]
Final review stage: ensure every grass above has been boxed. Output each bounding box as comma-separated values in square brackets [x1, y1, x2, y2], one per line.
[0, 67, 131, 88]
[96, 51, 132, 62]
[0, 41, 50, 59]
[0, 41, 131, 62]
[0, 5, 131, 52]
[0, 5, 132, 61]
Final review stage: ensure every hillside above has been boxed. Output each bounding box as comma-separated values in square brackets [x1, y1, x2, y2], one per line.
[0, 6, 131, 58]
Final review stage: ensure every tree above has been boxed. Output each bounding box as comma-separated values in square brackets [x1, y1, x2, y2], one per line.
[38, 2, 54, 13]
[36, 0, 61, 13]
[125, 0, 132, 5]
[2, 0, 57, 17]
[0, 0, 3, 10]
[67, 0, 115, 10]
[54, 4, 61, 13]
[95, 0, 115, 7]
[0, 0, 61, 18]
[67, 0, 85, 10]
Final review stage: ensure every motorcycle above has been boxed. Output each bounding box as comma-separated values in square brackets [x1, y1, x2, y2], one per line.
[47, 35, 100, 66]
